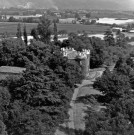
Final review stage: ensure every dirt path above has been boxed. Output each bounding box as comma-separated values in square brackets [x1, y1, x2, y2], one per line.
[55, 78, 102, 134]
[55, 84, 81, 135]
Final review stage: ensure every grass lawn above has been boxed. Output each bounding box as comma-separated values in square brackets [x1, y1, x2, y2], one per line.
[0, 22, 110, 37]
[77, 83, 102, 98]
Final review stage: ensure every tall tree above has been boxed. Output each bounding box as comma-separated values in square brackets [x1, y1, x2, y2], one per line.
[37, 16, 52, 44]
[53, 21, 58, 43]
[104, 30, 115, 46]
[75, 13, 80, 20]
[86, 12, 91, 18]
[23, 24, 28, 45]
[116, 32, 126, 48]
[90, 37, 106, 68]
[93, 69, 131, 103]
[31, 28, 39, 40]
[16, 23, 22, 39]
[127, 24, 132, 32]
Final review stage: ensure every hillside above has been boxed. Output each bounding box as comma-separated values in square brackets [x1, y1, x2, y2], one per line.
[0, 0, 134, 10]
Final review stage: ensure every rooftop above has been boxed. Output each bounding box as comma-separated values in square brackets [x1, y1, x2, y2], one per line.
[61, 47, 90, 59]
[0, 66, 26, 74]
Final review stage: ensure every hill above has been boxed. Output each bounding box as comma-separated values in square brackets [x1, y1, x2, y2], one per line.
[0, 0, 134, 10]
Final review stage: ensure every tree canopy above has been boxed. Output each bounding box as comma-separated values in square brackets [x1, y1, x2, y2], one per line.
[0, 34, 84, 135]
[84, 57, 134, 135]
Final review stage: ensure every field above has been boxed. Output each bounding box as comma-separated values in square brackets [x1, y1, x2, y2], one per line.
[91, 10, 134, 19]
[0, 22, 37, 36]
[0, 22, 110, 37]
[56, 23, 110, 34]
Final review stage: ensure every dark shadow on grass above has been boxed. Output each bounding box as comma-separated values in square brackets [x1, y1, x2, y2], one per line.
[93, 95, 108, 104]
[59, 126, 89, 135]
[76, 94, 106, 107]
[75, 95, 98, 105]
[81, 84, 93, 88]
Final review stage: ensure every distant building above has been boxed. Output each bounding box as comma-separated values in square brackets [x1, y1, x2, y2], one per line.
[59, 18, 76, 24]
[79, 17, 98, 24]
[112, 27, 123, 32]
[6, 14, 42, 20]
[1, 15, 7, 20]
[61, 47, 90, 77]
[129, 29, 134, 33]
[0, 66, 26, 80]
[122, 29, 127, 32]
[54, 12, 61, 18]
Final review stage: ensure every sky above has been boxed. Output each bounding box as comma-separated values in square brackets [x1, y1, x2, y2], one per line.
[0, 0, 134, 10]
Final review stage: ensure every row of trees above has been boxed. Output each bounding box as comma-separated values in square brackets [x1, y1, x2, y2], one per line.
[16, 17, 58, 45]
[16, 23, 28, 45]
[9, 16, 39, 23]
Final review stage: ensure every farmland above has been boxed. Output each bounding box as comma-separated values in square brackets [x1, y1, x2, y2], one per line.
[0, 22, 37, 36]
[56, 23, 110, 34]
[0, 22, 110, 37]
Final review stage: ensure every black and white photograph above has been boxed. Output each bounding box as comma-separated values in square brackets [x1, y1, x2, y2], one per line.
[0, 0, 134, 135]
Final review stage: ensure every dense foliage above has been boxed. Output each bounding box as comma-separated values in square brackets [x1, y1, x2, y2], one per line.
[0, 17, 84, 135]
[0, 39, 84, 135]
[84, 58, 134, 135]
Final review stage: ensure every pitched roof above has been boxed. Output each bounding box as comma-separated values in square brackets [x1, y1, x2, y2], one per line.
[0, 66, 26, 74]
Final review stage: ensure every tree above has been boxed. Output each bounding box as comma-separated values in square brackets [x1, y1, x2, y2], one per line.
[75, 13, 80, 20]
[86, 12, 91, 18]
[8, 16, 16, 22]
[91, 20, 96, 24]
[127, 24, 132, 32]
[85, 107, 108, 135]
[16, 23, 22, 39]
[116, 32, 126, 48]
[1, 32, 9, 39]
[104, 30, 115, 46]
[85, 102, 134, 135]
[115, 57, 133, 77]
[31, 28, 39, 40]
[23, 24, 28, 45]
[0, 38, 26, 67]
[53, 21, 58, 43]
[93, 69, 131, 103]
[62, 33, 92, 51]
[0, 86, 10, 135]
[0, 120, 8, 135]
[90, 37, 106, 68]
[37, 16, 52, 44]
